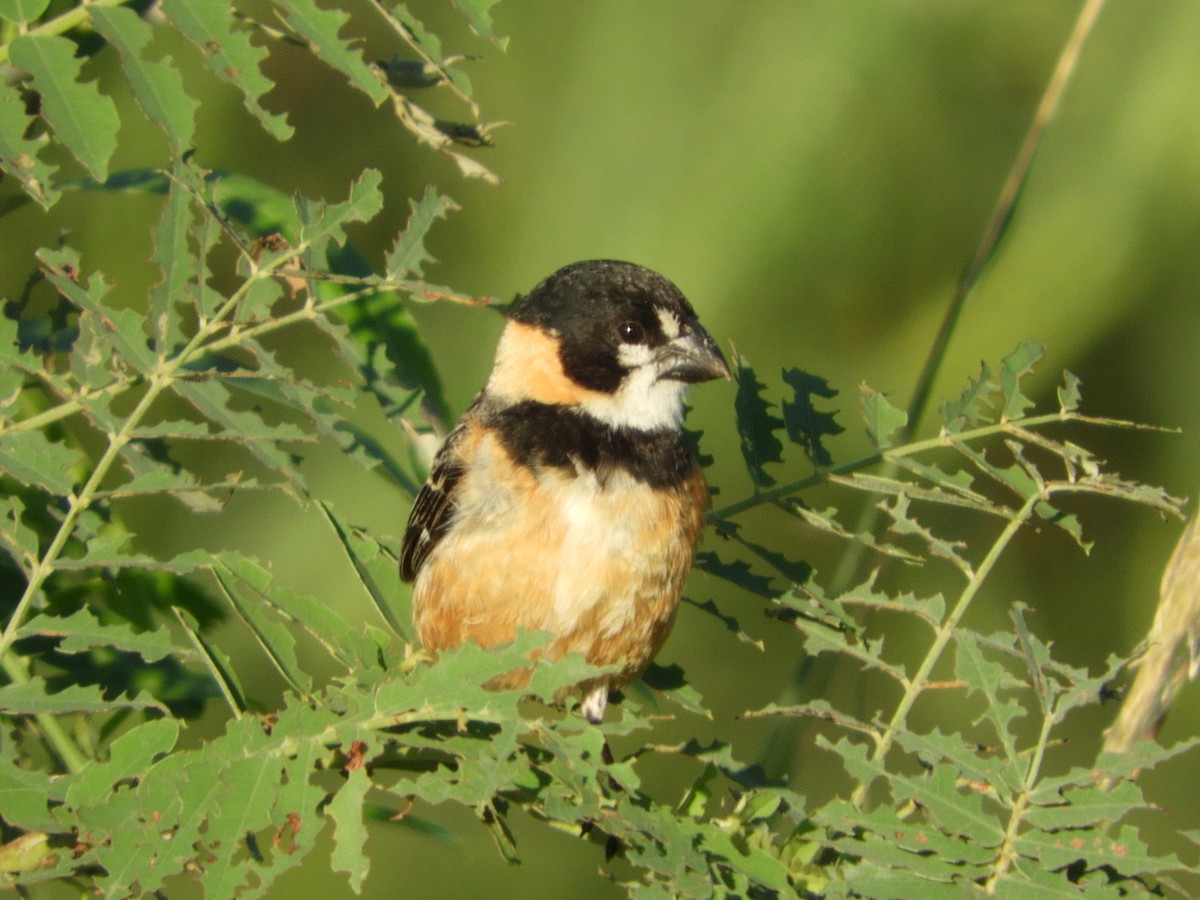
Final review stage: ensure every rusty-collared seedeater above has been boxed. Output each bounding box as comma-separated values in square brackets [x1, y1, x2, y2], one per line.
[400, 260, 728, 722]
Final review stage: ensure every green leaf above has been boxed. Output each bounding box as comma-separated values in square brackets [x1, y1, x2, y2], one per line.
[1023, 779, 1146, 830]
[0, 0, 50, 25]
[383, 4, 475, 100]
[147, 173, 197, 354]
[879, 492, 973, 576]
[452, 0, 507, 46]
[297, 168, 385, 253]
[319, 502, 408, 639]
[821, 797, 994, 868]
[169, 379, 309, 492]
[0, 85, 58, 207]
[89, 6, 198, 153]
[999, 339, 1044, 421]
[0, 831, 52, 875]
[733, 352, 784, 488]
[214, 555, 312, 695]
[780, 368, 842, 467]
[860, 383, 908, 449]
[893, 728, 1014, 803]
[159, 0, 292, 140]
[203, 755, 287, 898]
[384, 186, 460, 279]
[18, 608, 179, 663]
[1011, 823, 1183, 879]
[174, 607, 247, 716]
[0, 496, 39, 569]
[940, 361, 994, 434]
[64, 719, 179, 810]
[954, 630, 1024, 768]
[0, 757, 59, 832]
[329, 766, 372, 892]
[0, 429, 83, 495]
[8, 34, 120, 181]
[1057, 370, 1082, 414]
[37, 246, 157, 370]
[278, 0, 390, 104]
[0, 679, 165, 715]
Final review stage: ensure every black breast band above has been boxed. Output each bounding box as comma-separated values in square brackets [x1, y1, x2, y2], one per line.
[488, 400, 695, 489]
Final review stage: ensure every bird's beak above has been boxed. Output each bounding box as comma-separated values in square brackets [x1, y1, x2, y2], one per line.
[656, 321, 731, 384]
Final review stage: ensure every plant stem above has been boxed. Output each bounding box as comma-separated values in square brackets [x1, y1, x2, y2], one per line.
[984, 703, 1057, 892]
[902, 0, 1107, 443]
[850, 491, 1041, 809]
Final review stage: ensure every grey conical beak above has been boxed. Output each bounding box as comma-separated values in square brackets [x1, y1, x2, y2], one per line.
[657, 320, 730, 384]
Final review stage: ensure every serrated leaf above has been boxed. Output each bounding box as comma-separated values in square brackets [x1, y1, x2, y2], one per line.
[744, 699, 880, 740]
[0, 86, 58, 207]
[169, 379, 309, 492]
[860, 383, 907, 449]
[329, 767, 371, 891]
[18, 608, 178, 663]
[0, 679, 164, 715]
[146, 171, 197, 352]
[297, 168, 385, 253]
[999, 339, 1044, 421]
[384, 186, 459, 279]
[65, 719, 178, 810]
[1058, 370, 1082, 414]
[793, 611, 908, 686]
[1023, 779, 1145, 830]
[889, 763, 1005, 845]
[820, 797, 994, 868]
[37, 246, 156, 370]
[0, 757, 59, 832]
[89, 6, 198, 153]
[203, 755, 287, 898]
[278, 0, 390, 104]
[0, 428, 83, 494]
[174, 607, 247, 715]
[160, 0, 292, 139]
[733, 353, 784, 488]
[452, 0, 506, 45]
[383, 4, 475, 101]
[214, 555, 312, 695]
[954, 631, 1024, 764]
[940, 361, 994, 434]
[319, 502, 408, 639]
[106, 441, 228, 513]
[1012, 823, 1182, 878]
[9, 33, 120, 181]
[785, 501, 921, 562]
[879, 493, 973, 576]
[894, 728, 1014, 802]
[0, 495, 39, 570]
[780, 368, 842, 467]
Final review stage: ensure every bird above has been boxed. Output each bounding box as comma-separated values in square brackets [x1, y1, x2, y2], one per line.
[399, 259, 729, 723]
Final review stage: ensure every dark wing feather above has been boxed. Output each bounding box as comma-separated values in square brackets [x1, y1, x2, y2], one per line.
[399, 420, 471, 582]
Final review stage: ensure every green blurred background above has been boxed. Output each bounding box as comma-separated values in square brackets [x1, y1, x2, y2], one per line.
[5, 1, 1199, 896]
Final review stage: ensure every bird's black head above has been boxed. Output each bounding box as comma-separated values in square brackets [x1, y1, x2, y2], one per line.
[507, 260, 729, 400]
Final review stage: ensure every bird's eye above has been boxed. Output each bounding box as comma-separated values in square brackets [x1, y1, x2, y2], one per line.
[616, 321, 645, 344]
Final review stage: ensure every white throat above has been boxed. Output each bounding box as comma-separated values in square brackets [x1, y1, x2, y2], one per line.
[577, 368, 689, 431]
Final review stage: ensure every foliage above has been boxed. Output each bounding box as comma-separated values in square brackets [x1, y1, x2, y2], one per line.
[0, 2, 1195, 898]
